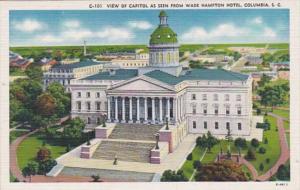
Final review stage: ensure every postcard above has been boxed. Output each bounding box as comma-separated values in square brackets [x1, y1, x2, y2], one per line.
[0, 0, 299, 190]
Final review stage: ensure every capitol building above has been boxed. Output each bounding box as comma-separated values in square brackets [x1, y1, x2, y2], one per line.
[69, 11, 254, 151]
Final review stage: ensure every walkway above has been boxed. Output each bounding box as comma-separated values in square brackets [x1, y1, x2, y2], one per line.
[10, 116, 70, 182]
[257, 113, 290, 181]
[239, 113, 290, 181]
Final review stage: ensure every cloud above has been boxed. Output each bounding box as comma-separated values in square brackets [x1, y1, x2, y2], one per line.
[62, 29, 93, 40]
[34, 34, 63, 43]
[128, 20, 153, 30]
[263, 27, 277, 37]
[13, 19, 46, 32]
[181, 23, 249, 42]
[63, 20, 80, 28]
[251, 17, 263, 24]
[96, 27, 134, 42]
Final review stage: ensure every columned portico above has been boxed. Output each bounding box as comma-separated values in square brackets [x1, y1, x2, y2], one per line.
[107, 95, 177, 124]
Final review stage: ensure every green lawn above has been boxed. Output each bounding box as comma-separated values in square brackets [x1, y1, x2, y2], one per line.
[17, 132, 66, 170]
[285, 132, 290, 148]
[241, 164, 253, 180]
[180, 146, 206, 179]
[249, 116, 280, 175]
[283, 121, 290, 130]
[273, 109, 289, 120]
[10, 130, 28, 144]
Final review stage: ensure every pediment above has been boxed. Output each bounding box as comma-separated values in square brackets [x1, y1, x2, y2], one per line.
[109, 76, 174, 92]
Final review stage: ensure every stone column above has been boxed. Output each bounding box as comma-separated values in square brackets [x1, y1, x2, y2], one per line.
[136, 97, 140, 123]
[152, 97, 155, 124]
[173, 98, 177, 123]
[144, 97, 148, 123]
[115, 97, 118, 122]
[129, 97, 133, 123]
[107, 96, 111, 122]
[121, 97, 125, 123]
[159, 97, 163, 123]
[167, 97, 170, 120]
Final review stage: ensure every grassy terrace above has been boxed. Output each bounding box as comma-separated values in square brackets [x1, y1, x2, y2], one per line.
[180, 146, 206, 179]
[273, 109, 289, 120]
[17, 131, 66, 170]
[180, 115, 281, 179]
[249, 116, 280, 175]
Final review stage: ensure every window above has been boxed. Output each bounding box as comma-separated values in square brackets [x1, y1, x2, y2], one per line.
[203, 107, 207, 115]
[87, 102, 91, 111]
[226, 106, 230, 115]
[236, 95, 241, 101]
[193, 121, 196, 129]
[204, 121, 207, 129]
[215, 122, 219, 129]
[237, 107, 241, 115]
[192, 94, 196, 100]
[87, 117, 91, 124]
[226, 122, 230, 130]
[214, 108, 218, 115]
[192, 105, 196, 114]
[96, 102, 101, 111]
[238, 123, 242, 130]
[225, 94, 230, 101]
[77, 92, 81, 98]
[96, 92, 100, 98]
[202, 94, 207, 100]
[77, 102, 81, 111]
[86, 92, 91, 98]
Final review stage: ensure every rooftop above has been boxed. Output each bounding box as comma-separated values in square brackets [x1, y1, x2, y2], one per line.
[82, 69, 138, 81]
[145, 69, 249, 85]
[52, 60, 108, 70]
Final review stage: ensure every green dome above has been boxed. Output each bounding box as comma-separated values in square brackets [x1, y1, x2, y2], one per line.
[159, 10, 167, 17]
[149, 26, 178, 45]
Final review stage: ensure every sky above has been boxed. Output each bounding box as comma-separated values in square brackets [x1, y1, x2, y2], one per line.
[9, 9, 289, 47]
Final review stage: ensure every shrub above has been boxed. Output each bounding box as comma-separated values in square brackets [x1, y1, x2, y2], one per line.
[251, 138, 260, 148]
[36, 147, 51, 162]
[160, 169, 188, 181]
[276, 164, 290, 181]
[234, 138, 247, 149]
[259, 147, 266, 154]
[91, 174, 101, 182]
[66, 144, 71, 152]
[265, 158, 270, 164]
[193, 160, 202, 170]
[187, 153, 193, 161]
[259, 163, 264, 171]
[245, 148, 256, 160]
[256, 108, 261, 115]
[264, 138, 268, 144]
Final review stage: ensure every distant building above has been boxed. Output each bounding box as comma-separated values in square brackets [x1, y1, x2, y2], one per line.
[270, 61, 289, 71]
[39, 58, 58, 71]
[244, 54, 263, 65]
[43, 60, 108, 91]
[278, 70, 289, 80]
[60, 58, 81, 65]
[9, 51, 33, 70]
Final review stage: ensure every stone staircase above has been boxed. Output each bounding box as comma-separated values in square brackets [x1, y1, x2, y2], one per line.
[108, 124, 162, 141]
[92, 140, 155, 163]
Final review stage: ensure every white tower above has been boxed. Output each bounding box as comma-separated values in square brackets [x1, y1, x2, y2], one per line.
[83, 40, 87, 56]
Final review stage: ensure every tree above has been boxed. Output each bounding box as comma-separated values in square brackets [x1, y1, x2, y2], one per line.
[193, 160, 202, 170]
[258, 74, 271, 87]
[63, 117, 85, 145]
[160, 169, 188, 182]
[22, 161, 38, 182]
[35, 93, 57, 117]
[276, 164, 290, 181]
[46, 82, 71, 117]
[36, 147, 51, 162]
[259, 147, 266, 154]
[251, 138, 260, 148]
[245, 148, 256, 160]
[194, 161, 247, 181]
[259, 163, 264, 171]
[234, 138, 247, 149]
[38, 159, 57, 175]
[186, 153, 193, 161]
[196, 131, 219, 152]
[25, 66, 43, 81]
